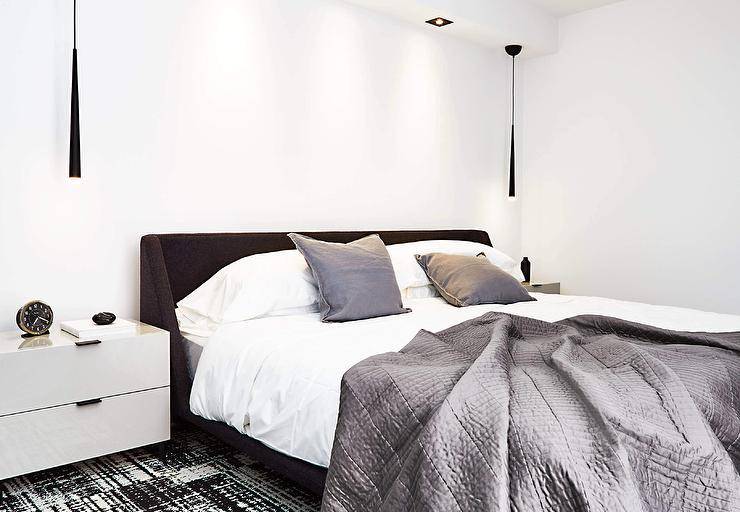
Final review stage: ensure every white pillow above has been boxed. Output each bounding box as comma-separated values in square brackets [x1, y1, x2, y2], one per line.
[403, 285, 440, 300]
[176, 303, 318, 337]
[387, 240, 525, 291]
[176, 249, 319, 330]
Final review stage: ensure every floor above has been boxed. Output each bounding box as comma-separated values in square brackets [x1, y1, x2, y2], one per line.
[0, 425, 322, 512]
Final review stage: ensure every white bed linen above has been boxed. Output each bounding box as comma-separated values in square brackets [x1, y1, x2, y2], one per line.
[182, 332, 209, 377]
[189, 294, 740, 468]
[183, 332, 210, 348]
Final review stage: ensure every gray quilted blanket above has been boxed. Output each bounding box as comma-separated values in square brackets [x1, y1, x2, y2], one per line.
[322, 313, 740, 512]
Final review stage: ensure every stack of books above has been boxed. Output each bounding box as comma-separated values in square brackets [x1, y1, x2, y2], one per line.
[60, 319, 137, 341]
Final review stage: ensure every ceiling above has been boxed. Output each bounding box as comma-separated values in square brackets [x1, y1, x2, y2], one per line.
[343, 0, 625, 56]
[343, 0, 558, 55]
[526, 0, 624, 17]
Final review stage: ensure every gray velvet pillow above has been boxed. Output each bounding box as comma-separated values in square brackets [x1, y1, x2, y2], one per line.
[415, 252, 535, 307]
[288, 233, 410, 322]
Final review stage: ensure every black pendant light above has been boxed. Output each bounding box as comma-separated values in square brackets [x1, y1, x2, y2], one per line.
[505, 44, 522, 200]
[69, 0, 81, 178]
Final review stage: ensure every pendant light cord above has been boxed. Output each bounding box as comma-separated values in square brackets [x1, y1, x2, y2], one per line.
[511, 55, 515, 126]
[73, 0, 77, 49]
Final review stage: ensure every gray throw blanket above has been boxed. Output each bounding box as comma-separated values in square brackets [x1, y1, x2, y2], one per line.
[322, 313, 740, 512]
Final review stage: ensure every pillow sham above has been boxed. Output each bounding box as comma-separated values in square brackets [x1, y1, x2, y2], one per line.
[288, 233, 410, 322]
[176, 249, 319, 331]
[387, 240, 525, 293]
[415, 252, 535, 307]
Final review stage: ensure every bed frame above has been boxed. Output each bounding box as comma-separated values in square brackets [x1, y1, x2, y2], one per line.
[139, 229, 492, 495]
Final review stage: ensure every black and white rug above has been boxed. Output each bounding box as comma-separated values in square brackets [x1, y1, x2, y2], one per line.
[0, 425, 321, 512]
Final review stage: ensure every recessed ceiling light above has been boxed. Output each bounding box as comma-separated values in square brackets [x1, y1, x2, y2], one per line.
[426, 17, 453, 27]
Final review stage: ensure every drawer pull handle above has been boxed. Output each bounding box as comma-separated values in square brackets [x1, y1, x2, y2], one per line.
[76, 398, 102, 407]
[75, 339, 101, 347]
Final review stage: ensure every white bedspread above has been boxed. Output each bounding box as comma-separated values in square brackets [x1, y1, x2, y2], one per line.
[189, 294, 740, 467]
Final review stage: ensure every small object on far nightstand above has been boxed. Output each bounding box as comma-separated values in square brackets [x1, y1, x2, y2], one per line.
[521, 257, 531, 283]
[92, 312, 116, 325]
[15, 300, 54, 338]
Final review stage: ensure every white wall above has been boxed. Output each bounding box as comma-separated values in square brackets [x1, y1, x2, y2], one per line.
[0, 0, 520, 330]
[521, 0, 740, 314]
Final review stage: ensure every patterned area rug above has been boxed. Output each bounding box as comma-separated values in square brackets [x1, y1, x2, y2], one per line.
[0, 425, 321, 512]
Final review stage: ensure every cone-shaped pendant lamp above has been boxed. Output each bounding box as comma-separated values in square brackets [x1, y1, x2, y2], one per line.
[69, 0, 81, 178]
[505, 44, 522, 200]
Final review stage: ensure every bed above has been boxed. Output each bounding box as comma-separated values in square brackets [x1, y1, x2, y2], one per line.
[141, 230, 740, 506]
[140, 230, 495, 494]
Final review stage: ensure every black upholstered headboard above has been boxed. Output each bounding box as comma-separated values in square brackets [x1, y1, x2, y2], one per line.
[142, 230, 490, 307]
[139, 229, 491, 417]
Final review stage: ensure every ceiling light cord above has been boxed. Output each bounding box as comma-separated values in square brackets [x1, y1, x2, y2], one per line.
[511, 54, 515, 127]
[73, 0, 76, 49]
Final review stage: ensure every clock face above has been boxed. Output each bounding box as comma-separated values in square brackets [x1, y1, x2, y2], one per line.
[16, 301, 54, 335]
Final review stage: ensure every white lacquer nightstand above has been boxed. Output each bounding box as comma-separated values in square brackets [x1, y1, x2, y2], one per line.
[523, 282, 561, 295]
[0, 321, 170, 482]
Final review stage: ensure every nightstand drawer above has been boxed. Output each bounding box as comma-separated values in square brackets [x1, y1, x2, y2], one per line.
[0, 386, 169, 480]
[523, 282, 561, 295]
[0, 330, 168, 416]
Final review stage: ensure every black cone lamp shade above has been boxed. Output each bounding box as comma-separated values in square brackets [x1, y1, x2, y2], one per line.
[505, 44, 522, 200]
[69, 0, 81, 178]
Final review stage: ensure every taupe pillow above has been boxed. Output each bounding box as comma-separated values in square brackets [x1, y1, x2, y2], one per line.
[415, 252, 535, 307]
[288, 233, 410, 322]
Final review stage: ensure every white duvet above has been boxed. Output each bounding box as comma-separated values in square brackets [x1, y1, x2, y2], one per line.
[189, 294, 740, 467]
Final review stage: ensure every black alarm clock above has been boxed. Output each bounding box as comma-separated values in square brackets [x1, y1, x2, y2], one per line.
[16, 300, 54, 337]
